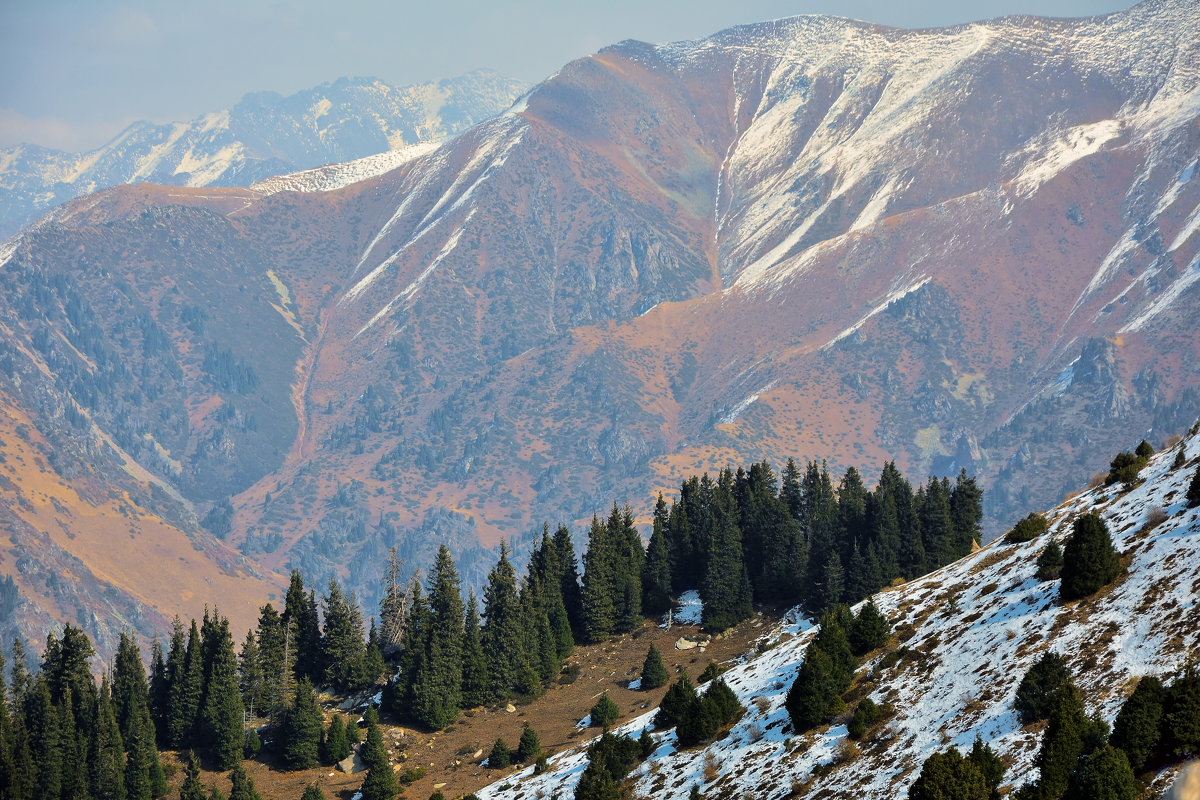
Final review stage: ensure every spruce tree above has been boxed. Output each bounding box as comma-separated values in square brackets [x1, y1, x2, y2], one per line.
[168, 619, 204, 747]
[254, 603, 289, 724]
[412, 545, 465, 730]
[640, 645, 668, 690]
[488, 737, 511, 768]
[1188, 464, 1200, 508]
[125, 703, 163, 800]
[322, 578, 367, 692]
[1071, 745, 1136, 800]
[949, 470, 984, 557]
[1035, 683, 1087, 799]
[967, 735, 1005, 800]
[1060, 513, 1121, 601]
[322, 714, 350, 764]
[91, 677, 126, 800]
[642, 497, 673, 616]
[655, 674, 697, 729]
[590, 691, 620, 728]
[200, 616, 245, 771]
[460, 591, 489, 708]
[228, 761, 264, 800]
[112, 630, 150, 743]
[1163, 663, 1200, 756]
[785, 643, 838, 732]
[849, 596, 890, 656]
[1015, 651, 1072, 725]
[301, 785, 326, 800]
[700, 480, 752, 632]
[551, 524, 584, 636]
[281, 678, 323, 770]
[581, 514, 617, 643]
[908, 748, 989, 800]
[180, 751, 206, 800]
[238, 628, 263, 718]
[482, 544, 524, 702]
[1036, 540, 1064, 581]
[283, 572, 323, 685]
[1110, 675, 1164, 770]
[516, 723, 541, 763]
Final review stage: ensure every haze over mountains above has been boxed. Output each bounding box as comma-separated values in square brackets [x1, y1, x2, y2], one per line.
[1, 0, 1198, 657]
[0, 69, 528, 237]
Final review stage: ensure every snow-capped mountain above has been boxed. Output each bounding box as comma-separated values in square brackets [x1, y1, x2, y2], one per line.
[1, 1, 1199, 657]
[0, 69, 527, 236]
[479, 430, 1200, 799]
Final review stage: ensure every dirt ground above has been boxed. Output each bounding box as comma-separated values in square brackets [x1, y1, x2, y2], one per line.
[166, 610, 778, 800]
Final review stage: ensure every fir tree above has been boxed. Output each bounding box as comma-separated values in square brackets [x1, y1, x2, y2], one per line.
[785, 643, 839, 732]
[967, 735, 1006, 800]
[482, 545, 524, 702]
[168, 619, 204, 747]
[1035, 683, 1087, 799]
[412, 545, 465, 730]
[238, 628, 263, 718]
[1110, 675, 1164, 770]
[460, 591, 489, 708]
[1060, 513, 1121, 601]
[581, 514, 617, 643]
[254, 603, 289, 725]
[949, 470, 984, 557]
[283, 572, 323, 685]
[640, 645, 668, 690]
[322, 578, 367, 692]
[112, 630, 150, 742]
[281, 678, 323, 770]
[655, 674, 697, 729]
[301, 785, 326, 800]
[200, 615, 245, 771]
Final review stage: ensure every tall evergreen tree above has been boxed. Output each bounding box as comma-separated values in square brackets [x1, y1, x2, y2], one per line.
[551, 524, 584, 636]
[482, 544, 524, 702]
[581, 514, 617, 643]
[283, 572, 323, 684]
[359, 709, 398, 800]
[124, 703, 159, 800]
[1035, 683, 1087, 799]
[1110, 675, 1164, 770]
[200, 615, 245, 771]
[112, 630, 150, 743]
[321, 714, 350, 765]
[321, 578, 367, 692]
[281, 678, 322, 770]
[1163, 662, 1200, 757]
[179, 751, 205, 800]
[91, 677, 126, 800]
[254, 603, 289, 724]
[700, 479, 752, 633]
[640, 645, 668, 691]
[148, 635, 169, 746]
[1070, 745, 1136, 800]
[412, 546, 465, 729]
[949, 470, 983, 557]
[168, 619, 204, 747]
[228, 762, 264, 800]
[238, 628, 263, 718]
[918, 478, 955, 572]
[460, 591, 489, 708]
[642, 495, 673, 616]
[1060, 513, 1121, 601]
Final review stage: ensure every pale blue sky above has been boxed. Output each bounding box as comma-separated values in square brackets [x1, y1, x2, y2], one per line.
[1, 0, 1133, 152]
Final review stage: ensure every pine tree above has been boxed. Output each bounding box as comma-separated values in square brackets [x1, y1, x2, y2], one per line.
[1060, 513, 1121, 601]
[640, 645, 668, 690]
[180, 751, 206, 800]
[1110, 675, 1164, 770]
[482, 544, 524, 702]
[412, 545, 464, 730]
[200, 615, 245, 771]
[1071, 745, 1136, 800]
[460, 591, 489, 708]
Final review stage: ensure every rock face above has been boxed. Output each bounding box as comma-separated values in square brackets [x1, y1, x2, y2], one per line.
[2, 2, 1200, 650]
[0, 70, 527, 236]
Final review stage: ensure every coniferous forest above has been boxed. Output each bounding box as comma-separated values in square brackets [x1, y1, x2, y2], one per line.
[0, 457, 983, 798]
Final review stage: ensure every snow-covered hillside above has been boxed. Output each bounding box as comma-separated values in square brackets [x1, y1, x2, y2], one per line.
[0, 70, 526, 236]
[480, 429, 1200, 799]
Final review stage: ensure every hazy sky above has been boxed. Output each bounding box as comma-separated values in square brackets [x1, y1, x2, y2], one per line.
[1, 0, 1133, 152]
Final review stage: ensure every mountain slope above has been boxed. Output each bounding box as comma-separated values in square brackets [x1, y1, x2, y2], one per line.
[1, 1, 1199, 651]
[478, 430, 1200, 799]
[0, 69, 527, 236]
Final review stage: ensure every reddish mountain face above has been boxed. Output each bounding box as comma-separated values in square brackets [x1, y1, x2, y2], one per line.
[1, 1, 1198, 650]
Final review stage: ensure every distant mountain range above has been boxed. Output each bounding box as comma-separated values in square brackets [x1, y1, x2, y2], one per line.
[0, 69, 528, 236]
[0, 0, 1198, 656]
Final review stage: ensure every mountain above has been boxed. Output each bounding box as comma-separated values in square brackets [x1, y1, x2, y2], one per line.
[0, 69, 528, 237]
[1, 1, 1199, 653]
[475, 429, 1200, 799]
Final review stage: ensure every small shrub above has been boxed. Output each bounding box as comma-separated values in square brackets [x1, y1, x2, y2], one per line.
[1036, 540, 1064, 581]
[558, 664, 581, 684]
[698, 661, 727, 683]
[1006, 513, 1049, 544]
[1143, 506, 1168, 530]
[399, 766, 426, 784]
[847, 698, 879, 740]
